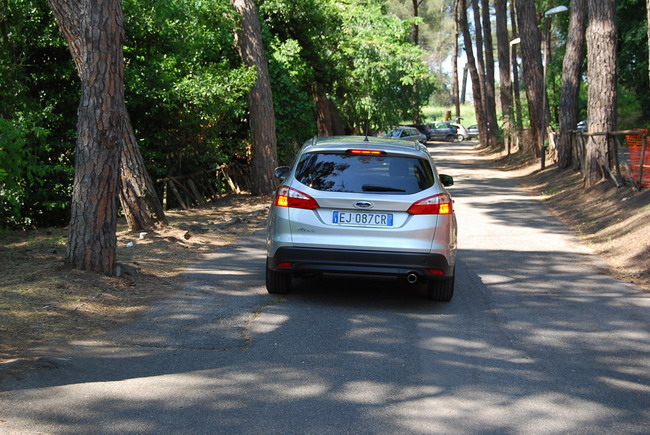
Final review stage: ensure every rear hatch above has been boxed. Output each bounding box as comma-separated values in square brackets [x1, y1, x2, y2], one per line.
[284, 149, 449, 253]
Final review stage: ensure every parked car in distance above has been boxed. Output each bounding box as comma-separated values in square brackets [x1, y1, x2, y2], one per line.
[405, 124, 433, 141]
[466, 124, 479, 140]
[383, 126, 427, 143]
[426, 122, 458, 142]
[577, 120, 587, 132]
[266, 136, 458, 301]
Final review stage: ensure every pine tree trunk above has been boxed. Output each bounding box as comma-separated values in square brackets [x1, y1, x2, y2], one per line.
[585, 0, 617, 186]
[452, 0, 461, 119]
[411, 0, 421, 124]
[231, 0, 278, 195]
[480, 0, 500, 148]
[119, 111, 168, 230]
[516, 0, 545, 157]
[557, 0, 587, 169]
[411, 0, 420, 46]
[314, 83, 333, 136]
[49, 0, 166, 233]
[495, 0, 512, 151]
[510, 0, 523, 148]
[470, 0, 490, 147]
[49, 0, 123, 275]
[460, 0, 487, 144]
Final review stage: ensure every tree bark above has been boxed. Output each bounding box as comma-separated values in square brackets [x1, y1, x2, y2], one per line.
[313, 82, 344, 136]
[510, 0, 523, 147]
[585, 0, 617, 186]
[516, 0, 545, 156]
[495, 0, 512, 152]
[49, 0, 123, 275]
[460, 0, 487, 145]
[411, 0, 422, 46]
[49, 0, 166, 232]
[119, 111, 167, 230]
[480, 0, 500, 148]
[557, 0, 587, 169]
[411, 0, 423, 124]
[452, 0, 461, 119]
[470, 0, 489, 147]
[231, 0, 278, 195]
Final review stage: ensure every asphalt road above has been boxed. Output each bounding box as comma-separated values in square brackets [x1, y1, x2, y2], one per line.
[1, 142, 649, 434]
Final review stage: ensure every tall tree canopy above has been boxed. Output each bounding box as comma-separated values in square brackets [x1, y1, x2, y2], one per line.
[5, 0, 650, 235]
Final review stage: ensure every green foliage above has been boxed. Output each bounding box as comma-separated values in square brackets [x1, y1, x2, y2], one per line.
[262, 0, 436, 141]
[267, 37, 317, 165]
[387, 0, 456, 75]
[617, 0, 650, 126]
[260, 0, 340, 160]
[544, 0, 648, 130]
[3, 0, 440, 227]
[335, 0, 436, 131]
[123, 0, 256, 180]
[0, 0, 77, 228]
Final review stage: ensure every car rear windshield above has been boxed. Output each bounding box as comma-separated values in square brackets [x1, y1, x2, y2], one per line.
[294, 152, 435, 194]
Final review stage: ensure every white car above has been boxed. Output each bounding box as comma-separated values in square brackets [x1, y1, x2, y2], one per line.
[266, 136, 458, 301]
[450, 123, 468, 141]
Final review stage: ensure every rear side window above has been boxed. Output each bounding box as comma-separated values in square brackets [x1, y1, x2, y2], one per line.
[294, 153, 435, 194]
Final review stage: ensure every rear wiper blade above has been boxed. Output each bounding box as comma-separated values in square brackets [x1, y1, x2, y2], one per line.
[362, 184, 406, 192]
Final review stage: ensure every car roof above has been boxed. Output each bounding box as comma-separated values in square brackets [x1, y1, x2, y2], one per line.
[301, 135, 430, 157]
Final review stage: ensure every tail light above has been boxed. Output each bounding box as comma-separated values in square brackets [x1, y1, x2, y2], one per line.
[346, 149, 386, 155]
[275, 186, 319, 210]
[407, 193, 453, 215]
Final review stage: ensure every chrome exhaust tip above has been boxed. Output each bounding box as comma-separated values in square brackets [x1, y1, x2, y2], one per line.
[406, 272, 419, 284]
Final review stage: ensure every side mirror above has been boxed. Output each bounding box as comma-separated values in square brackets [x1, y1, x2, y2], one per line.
[439, 174, 454, 187]
[274, 166, 290, 180]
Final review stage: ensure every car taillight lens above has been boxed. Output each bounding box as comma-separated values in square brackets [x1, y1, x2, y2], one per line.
[346, 149, 386, 155]
[275, 186, 319, 210]
[407, 193, 453, 215]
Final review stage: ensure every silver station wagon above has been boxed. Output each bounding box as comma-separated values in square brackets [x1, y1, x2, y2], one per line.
[266, 136, 458, 301]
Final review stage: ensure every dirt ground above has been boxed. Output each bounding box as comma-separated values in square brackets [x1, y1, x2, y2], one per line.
[516, 160, 650, 292]
[1, 151, 649, 366]
[0, 194, 272, 364]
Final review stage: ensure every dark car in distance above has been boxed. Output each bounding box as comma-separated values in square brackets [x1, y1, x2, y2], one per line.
[426, 122, 458, 142]
[406, 124, 433, 141]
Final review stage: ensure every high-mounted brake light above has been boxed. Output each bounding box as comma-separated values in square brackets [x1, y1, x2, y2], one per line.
[407, 193, 453, 215]
[346, 149, 385, 155]
[275, 186, 319, 210]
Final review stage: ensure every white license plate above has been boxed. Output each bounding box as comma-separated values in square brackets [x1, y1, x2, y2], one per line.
[332, 211, 393, 227]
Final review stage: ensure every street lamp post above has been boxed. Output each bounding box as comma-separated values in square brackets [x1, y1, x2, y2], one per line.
[541, 5, 569, 169]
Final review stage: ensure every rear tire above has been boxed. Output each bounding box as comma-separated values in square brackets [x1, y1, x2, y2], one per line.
[456, 134, 464, 142]
[427, 275, 454, 301]
[266, 260, 292, 294]
[445, 135, 455, 142]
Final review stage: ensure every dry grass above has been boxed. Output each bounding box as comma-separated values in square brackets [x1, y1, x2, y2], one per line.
[0, 194, 272, 363]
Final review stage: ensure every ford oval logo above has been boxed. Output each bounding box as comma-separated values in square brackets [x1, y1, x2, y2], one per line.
[354, 201, 373, 209]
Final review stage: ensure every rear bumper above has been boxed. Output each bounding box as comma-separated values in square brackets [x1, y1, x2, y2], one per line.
[267, 247, 454, 279]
